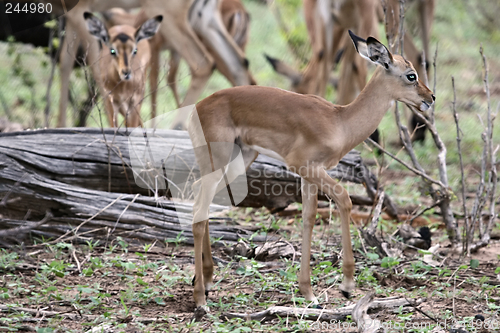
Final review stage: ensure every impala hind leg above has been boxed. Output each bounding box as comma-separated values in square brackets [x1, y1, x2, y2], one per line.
[167, 51, 182, 108]
[191, 143, 234, 308]
[299, 178, 319, 304]
[302, 168, 355, 298]
[58, 24, 80, 128]
[191, 143, 257, 309]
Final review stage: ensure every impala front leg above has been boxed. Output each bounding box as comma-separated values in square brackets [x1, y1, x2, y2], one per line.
[304, 168, 355, 298]
[299, 178, 319, 304]
[103, 94, 116, 128]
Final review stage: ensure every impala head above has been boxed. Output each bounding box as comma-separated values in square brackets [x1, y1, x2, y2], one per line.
[84, 12, 162, 81]
[349, 30, 435, 112]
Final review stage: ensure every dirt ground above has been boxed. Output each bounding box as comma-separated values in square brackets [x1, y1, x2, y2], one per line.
[1, 206, 499, 332]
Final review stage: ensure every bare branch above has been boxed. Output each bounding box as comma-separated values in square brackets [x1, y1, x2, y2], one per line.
[431, 44, 439, 123]
[367, 191, 385, 234]
[479, 46, 498, 245]
[451, 77, 470, 254]
[394, 103, 425, 174]
[366, 137, 446, 189]
[398, 0, 405, 56]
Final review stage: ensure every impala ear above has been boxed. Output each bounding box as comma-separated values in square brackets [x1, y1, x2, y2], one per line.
[135, 15, 163, 43]
[84, 12, 110, 45]
[349, 30, 394, 70]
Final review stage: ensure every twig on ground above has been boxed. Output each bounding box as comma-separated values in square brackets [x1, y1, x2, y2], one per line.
[0, 305, 169, 324]
[404, 298, 438, 323]
[367, 191, 385, 234]
[352, 293, 382, 333]
[111, 193, 140, 234]
[452, 276, 457, 317]
[0, 211, 53, 237]
[221, 297, 424, 323]
[72, 248, 81, 273]
[33, 196, 123, 247]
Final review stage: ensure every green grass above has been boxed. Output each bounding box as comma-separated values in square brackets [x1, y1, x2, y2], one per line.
[1, 230, 499, 332]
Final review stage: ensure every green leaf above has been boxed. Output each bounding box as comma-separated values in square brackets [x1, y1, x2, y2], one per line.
[366, 252, 380, 260]
[469, 259, 479, 269]
[154, 297, 166, 305]
[136, 277, 148, 286]
[78, 287, 95, 294]
[381, 257, 400, 268]
[37, 328, 54, 333]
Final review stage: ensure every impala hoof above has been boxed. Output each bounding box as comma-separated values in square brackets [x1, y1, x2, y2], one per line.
[192, 305, 209, 322]
[339, 279, 354, 299]
[315, 304, 323, 309]
[341, 290, 351, 299]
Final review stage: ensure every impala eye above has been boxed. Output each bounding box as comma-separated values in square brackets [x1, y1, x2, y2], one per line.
[406, 74, 417, 82]
[133, 48, 138, 55]
[110, 49, 117, 56]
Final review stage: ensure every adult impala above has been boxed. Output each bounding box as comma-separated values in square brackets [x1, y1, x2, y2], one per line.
[47, 0, 253, 127]
[188, 31, 434, 311]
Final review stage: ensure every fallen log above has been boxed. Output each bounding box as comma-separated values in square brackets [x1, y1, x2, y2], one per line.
[0, 128, 396, 213]
[0, 128, 397, 245]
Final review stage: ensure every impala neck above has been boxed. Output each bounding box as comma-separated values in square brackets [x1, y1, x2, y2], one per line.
[339, 68, 394, 152]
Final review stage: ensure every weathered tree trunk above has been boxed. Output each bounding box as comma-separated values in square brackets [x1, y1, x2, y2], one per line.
[0, 128, 397, 244]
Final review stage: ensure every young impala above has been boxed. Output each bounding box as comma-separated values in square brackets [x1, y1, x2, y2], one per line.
[84, 12, 162, 127]
[188, 31, 435, 311]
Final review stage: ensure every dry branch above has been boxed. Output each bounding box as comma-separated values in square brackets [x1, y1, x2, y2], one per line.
[0, 211, 52, 238]
[468, 47, 499, 253]
[221, 297, 424, 323]
[352, 293, 383, 333]
[0, 305, 169, 325]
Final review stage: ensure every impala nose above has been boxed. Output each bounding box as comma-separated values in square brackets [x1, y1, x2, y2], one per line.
[431, 94, 436, 102]
[122, 70, 131, 80]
